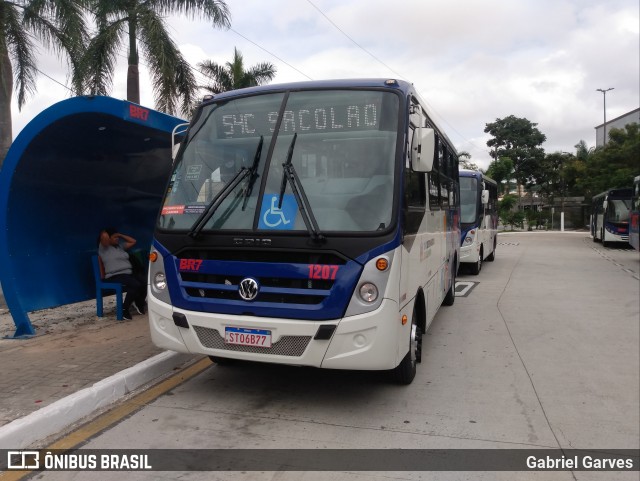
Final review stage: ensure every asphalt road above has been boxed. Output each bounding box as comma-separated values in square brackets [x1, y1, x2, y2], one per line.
[24, 232, 640, 480]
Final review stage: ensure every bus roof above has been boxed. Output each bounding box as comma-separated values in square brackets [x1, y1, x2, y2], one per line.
[592, 187, 633, 200]
[460, 169, 497, 186]
[202, 78, 415, 101]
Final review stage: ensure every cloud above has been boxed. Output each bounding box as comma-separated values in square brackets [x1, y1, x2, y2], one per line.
[9, 0, 639, 171]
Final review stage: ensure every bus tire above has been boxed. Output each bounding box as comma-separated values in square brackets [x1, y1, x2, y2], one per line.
[469, 247, 482, 275]
[392, 305, 419, 385]
[443, 261, 456, 306]
[486, 239, 496, 262]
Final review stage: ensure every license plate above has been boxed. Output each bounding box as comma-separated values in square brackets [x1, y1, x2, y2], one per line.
[225, 327, 272, 348]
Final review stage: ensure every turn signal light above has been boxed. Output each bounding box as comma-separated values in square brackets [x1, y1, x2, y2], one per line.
[401, 314, 408, 325]
[376, 257, 389, 271]
[149, 251, 158, 263]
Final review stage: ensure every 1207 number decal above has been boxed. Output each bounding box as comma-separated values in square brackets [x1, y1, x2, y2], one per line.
[308, 265, 339, 280]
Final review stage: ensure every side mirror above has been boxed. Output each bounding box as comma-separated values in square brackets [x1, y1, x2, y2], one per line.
[411, 128, 435, 172]
[481, 189, 489, 205]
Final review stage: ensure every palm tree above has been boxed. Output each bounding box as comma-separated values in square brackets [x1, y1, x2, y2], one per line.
[0, 0, 88, 167]
[80, 0, 230, 118]
[198, 47, 276, 94]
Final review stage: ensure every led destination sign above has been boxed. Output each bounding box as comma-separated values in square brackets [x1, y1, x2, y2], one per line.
[221, 104, 378, 137]
[214, 91, 393, 139]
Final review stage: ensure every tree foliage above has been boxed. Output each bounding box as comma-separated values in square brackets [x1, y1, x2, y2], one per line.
[79, 0, 231, 118]
[497, 194, 523, 230]
[458, 151, 480, 171]
[574, 123, 639, 198]
[198, 47, 276, 94]
[484, 115, 546, 191]
[0, 0, 88, 167]
[485, 156, 514, 195]
[536, 151, 579, 200]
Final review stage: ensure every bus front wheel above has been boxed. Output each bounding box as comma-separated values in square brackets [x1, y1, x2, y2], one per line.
[486, 238, 496, 262]
[392, 306, 420, 385]
[443, 260, 456, 306]
[469, 247, 482, 275]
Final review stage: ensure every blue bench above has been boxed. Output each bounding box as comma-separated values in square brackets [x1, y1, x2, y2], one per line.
[91, 255, 123, 320]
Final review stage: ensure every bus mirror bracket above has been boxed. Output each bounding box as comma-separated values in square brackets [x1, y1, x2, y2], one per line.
[481, 189, 489, 205]
[412, 128, 435, 172]
[172, 122, 189, 160]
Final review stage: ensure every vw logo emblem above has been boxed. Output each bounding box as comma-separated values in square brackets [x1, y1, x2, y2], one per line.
[238, 278, 259, 301]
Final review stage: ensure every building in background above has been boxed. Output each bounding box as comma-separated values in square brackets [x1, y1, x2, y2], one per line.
[595, 107, 640, 147]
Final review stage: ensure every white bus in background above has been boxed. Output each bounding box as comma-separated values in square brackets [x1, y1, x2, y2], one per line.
[459, 170, 498, 275]
[148, 79, 461, 385]
[591, 187, 632, 247]
[629, 176, 640, 251]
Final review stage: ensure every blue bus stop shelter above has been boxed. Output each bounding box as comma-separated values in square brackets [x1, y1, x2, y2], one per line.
[0, 96, 185, 338]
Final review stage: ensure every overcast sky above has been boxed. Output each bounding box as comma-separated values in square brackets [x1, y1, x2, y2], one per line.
[10, 0, 639, 170]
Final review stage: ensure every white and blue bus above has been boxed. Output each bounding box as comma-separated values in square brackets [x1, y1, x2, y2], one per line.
[148, 79, 460, 384]
[459, 170, 498, 275]
[630, 176, 640, 251]
[591, 187, 633, 247]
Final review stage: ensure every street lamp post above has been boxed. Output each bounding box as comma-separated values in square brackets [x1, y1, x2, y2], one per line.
[596, 88, 614, 146]
[560, 152, 573, 232]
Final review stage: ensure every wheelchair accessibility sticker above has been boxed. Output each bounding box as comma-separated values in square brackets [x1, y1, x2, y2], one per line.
[259, 194, 298, 230]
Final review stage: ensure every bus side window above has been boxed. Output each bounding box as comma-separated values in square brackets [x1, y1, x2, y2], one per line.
[440, 144, 449, 208]
[428, 137, 441, 210]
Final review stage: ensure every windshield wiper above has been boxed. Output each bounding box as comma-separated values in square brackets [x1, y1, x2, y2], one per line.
[189, 136, 265, 238]
[188, 167, 250, 238]
[277, 133, 297, 210]
[277, 133, 324, 242]
[242, 135, 263, 211]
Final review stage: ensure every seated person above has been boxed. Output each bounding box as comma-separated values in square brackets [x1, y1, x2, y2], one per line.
[97, 227, 147, 320]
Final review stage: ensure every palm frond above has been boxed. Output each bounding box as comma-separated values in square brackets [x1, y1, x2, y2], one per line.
[151, 0, 231, 28]
[174, 56, 198, 118]
[245, 62, 276, 86]
[79, 19, 126, 96]
[197, 59, 232, 94]
[3, 3, 38, 109]
[137, 7, 196, 116]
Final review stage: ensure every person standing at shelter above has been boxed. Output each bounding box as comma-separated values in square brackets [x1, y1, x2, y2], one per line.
[97, 228, 146, 320]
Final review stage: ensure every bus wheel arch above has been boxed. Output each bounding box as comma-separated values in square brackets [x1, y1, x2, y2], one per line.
[443, 256, 456, 306]
[414, 288, 427, 337]
[392, 291, 425, 385]
[486, 238, 496, 262]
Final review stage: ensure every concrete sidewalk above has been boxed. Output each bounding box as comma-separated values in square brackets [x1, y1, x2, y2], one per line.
[0, 297, 197, 448]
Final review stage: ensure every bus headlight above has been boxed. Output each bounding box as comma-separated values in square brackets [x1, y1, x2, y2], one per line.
[359, 283, 379, 303]
[149, 248, 171, 304]
[344, 251, 395, 317]
[154, 272, 167, 290]
[464, 229, 476, 245]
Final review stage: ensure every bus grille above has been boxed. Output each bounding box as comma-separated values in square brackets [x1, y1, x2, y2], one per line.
[193, 326, 311, 357]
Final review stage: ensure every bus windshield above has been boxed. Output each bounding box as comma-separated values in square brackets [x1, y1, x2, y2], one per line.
[460, 176, 479, 224]
[606, 199, 631, 223]
[158, 89, 399, 233]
